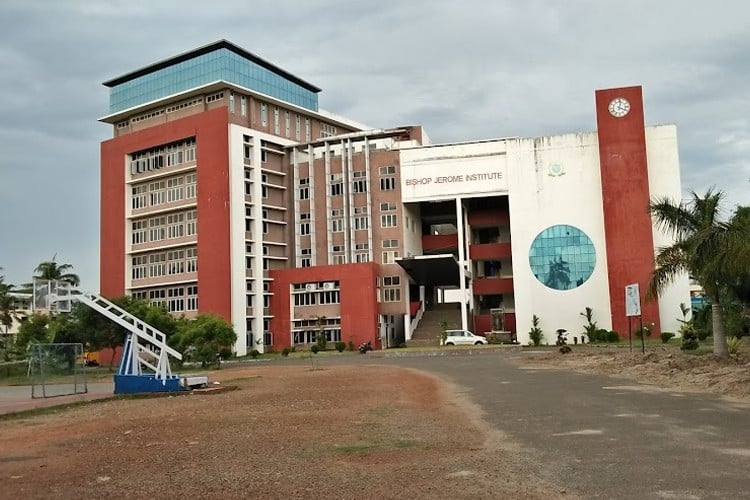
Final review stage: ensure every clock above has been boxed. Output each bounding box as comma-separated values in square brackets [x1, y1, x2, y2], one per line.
[608, 97, 631, 118]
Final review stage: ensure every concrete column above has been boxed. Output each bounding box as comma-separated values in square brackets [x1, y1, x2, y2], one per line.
[455, 197, 468, 331]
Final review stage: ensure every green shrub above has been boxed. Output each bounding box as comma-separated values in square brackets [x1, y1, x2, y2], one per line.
[580, 306, 598, 343]
[439, 320, 449, 346]
[281, 347, 291, 357]
[316, 332, 327, 351]
[310, 345, 320, 354]
[606, 330, 620, 343]
[249, 349, 260, 359]
[219, 347, 233, 360]
[589, 328, 604, 343]
[727, 336, 742, 355]
[681, 329, 699, 351]
[347, 340, 355, 352]
[634, 322, 653, 339]
[660, 331, 676, 344]
[335, 341, 346, 352]
[528, 315, 544, 347]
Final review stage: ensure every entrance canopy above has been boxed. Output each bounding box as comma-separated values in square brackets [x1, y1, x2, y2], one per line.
[396, 254, 461, 286]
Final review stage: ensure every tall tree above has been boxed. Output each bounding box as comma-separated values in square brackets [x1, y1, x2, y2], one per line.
[0, 268, 15, 334]
[33, 259, 80, 287]
[648, 189, 738, 358]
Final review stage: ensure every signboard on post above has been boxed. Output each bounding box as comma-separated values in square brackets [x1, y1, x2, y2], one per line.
[625, 283, 641, 317]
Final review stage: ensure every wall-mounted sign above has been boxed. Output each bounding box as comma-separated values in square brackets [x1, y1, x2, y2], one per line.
[400, 146, 508, 202]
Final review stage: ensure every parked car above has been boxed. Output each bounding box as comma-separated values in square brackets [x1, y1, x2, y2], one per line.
[442, 329, 488, 346]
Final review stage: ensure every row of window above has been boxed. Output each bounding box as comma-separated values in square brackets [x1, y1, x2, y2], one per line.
[131, 173, 196, 209]
[130, 138, 196, 175]
[299, 214, 396, 235]
[293, 329, 341, 344]
[293, 290, 341, 306]
[131, 247, 197, 280]
[131, 285, 198, 313]
[255, 102, 312, 141]
[131, 210, 197, 245]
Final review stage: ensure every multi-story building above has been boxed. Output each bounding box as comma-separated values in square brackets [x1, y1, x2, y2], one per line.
[100, 40, 689, 354]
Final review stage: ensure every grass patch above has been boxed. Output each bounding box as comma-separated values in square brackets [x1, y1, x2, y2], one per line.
[394, 439, 420, 449]
[332, 442, 381, 455]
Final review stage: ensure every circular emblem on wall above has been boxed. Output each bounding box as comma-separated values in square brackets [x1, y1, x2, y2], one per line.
[528, 225, 596, 291]
[548, 163, 565, 177]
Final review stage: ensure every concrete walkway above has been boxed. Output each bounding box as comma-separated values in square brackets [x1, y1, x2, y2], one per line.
[0, 382, 114, 416]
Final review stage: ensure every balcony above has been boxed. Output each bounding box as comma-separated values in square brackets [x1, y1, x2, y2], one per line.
[422, 234, 458, 253]
[469, 242, 512, 260]
[468, 210, 509, 228]
[473, 277, 514, 295]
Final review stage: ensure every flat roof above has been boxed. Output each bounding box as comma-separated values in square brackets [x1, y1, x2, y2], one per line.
[102, 39, 321, 93]
[396, 254, 461, 286]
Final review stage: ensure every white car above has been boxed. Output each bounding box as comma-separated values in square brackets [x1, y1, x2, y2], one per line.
[442, 329, 488, 346]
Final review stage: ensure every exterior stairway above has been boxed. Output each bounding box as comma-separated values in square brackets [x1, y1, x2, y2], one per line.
[407, 304, 462, 347]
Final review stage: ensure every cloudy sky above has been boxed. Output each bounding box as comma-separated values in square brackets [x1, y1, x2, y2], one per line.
[0, 0, 748, 289]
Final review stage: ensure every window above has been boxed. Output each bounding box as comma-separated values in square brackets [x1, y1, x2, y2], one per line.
[132, 220, 147, 244]
[529, 225, 597, 290]
[186, 210, 197, 235]
[229, 92, 235, 113]
[186, 247, 197, 272]
[296, 115, 301, 140]
[380, 177, 396, 190]
[167, 250, 185, 275]
[149, 181, 166, 206]
[167, 176, 184, 203]
[274, 107, 280, 134]
[285, 111, 290, 137]
[354, 217, 368, 230]
[381, 214, 397, 228]
[149, 216, 166, 242]
[300, 222, 310, 235]
[168, 287, 185, 312]
[352, 177, 367, 193]
[382, 250, 399, 264]
[301, 257, 311, 268]
[321, 123, 338, 138]
[381, 202, 397, 212]
[149, 253, 166, 277]
[299, 177, 309, 200]
[305, 118, 311, 141]
[132, 185, 147, 210]
[382, 239, 399, 248]
[355, 253, 370, 263]
[379, 166, 396, 175]
[330, 174, 343, 196]
[185, 173, 197, 199]
[240, 96, 246, 116]
[186, 285, 198, 311]
[131, 255, 147, 280]
[332, 219, 344, 232]
[167, 213, 184, 239]
[261, 103, 267, 126]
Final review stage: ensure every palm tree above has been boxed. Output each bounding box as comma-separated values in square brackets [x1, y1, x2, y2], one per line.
[33, 259, 80, 287]
[647, 189, 738, 358]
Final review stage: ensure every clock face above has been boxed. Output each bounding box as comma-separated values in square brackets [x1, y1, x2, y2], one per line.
[608, 97, 631, 118]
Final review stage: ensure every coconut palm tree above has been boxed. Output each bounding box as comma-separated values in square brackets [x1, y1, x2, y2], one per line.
[647, 189, 740, 358]
[33, 259, 80, 287]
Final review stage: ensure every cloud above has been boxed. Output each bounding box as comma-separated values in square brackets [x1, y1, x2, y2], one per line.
[0, 0, 748, 288]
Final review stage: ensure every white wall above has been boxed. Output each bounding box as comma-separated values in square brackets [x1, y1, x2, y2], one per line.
[507, 132, 613, 345]
[646, 125, 691, 334]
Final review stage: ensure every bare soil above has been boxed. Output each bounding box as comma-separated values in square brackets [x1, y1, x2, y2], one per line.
[518, 341, 750, 402]
[0, 364, 565, 499]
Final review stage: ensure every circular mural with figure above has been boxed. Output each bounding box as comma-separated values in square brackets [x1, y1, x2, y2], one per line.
[528, 225, 596, 290]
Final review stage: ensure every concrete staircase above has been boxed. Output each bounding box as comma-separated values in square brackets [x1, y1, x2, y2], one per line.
[407, 304, 462, 347]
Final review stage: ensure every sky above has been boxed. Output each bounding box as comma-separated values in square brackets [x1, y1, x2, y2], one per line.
[0, 0, 748, 290]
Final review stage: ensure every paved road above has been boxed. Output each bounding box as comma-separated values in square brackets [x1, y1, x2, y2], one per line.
[366, 351, 750, 499]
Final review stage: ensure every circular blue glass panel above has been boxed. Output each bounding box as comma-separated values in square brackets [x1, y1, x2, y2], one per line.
[529, 225, 596, 290]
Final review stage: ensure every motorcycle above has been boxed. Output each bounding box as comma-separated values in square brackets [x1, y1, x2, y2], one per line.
[358, 341, 372, 354]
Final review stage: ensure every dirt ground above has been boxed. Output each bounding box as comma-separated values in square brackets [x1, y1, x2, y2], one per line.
[2, 343, 747, 499]
[0, 364, 565, 500]
[519, 341, 750, 402]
